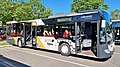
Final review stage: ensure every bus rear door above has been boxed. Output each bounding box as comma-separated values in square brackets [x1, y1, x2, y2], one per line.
[23, 23, 32, 45]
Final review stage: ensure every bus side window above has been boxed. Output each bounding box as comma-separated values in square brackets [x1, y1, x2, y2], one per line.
[37, 26, 44, 36]
[51, 30, 54, 37]
[42, 26, 54, 37]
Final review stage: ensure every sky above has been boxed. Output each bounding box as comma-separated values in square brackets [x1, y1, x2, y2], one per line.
[44, 0, 120, 15]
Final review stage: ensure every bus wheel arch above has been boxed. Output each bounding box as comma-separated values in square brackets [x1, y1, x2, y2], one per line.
[59, 42, 71, 56]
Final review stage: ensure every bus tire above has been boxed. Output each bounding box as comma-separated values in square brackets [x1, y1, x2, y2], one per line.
[17, 39, 22, 48]
[59, 43, 70, 56]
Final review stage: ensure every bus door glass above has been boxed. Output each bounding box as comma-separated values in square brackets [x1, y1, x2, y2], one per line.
[24, 23, 32, 42]
[32, 26, 36, 36]
[106, 22, 113, 43]
[100, 20, 106, 44]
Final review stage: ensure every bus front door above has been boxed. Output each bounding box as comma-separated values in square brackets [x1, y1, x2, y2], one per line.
[75, 22, 81, 53]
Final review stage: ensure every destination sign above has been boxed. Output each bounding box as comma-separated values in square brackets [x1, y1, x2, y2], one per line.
[81, 15, 92, 19]
[57, 17, 72, 22]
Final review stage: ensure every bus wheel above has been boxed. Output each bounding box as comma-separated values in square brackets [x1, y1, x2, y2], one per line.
[59, 43, 70, 56]
[18, 39, 22, 48]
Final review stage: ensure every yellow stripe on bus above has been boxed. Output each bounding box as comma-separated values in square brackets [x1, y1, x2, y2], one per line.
[32, 22, 35, 26]
[36, 36, 45, 49]
[13, 37, 17, 45]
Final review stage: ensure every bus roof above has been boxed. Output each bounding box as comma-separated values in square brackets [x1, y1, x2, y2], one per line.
[43, 10, 110, 25]
[19, 19, 45, 26]
[111, 20, 120, 27]
[28, 19, 45, 26]
[48, 10, 100, 19]
[111, 20, 120, 22]
[6, 21, 18, 24]
[7, 19, 45, 26]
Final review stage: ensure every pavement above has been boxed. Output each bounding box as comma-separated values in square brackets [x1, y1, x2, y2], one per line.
[0, 40, 9, 46]
[0, 55, 30, 67]
[0, 45, 120, 67]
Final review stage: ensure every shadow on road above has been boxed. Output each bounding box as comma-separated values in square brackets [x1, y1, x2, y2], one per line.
[23, 46, 60, 54]
[71, 54, 110, 62]
[0, 55, 30, 67]
[13, 45, 110, 62]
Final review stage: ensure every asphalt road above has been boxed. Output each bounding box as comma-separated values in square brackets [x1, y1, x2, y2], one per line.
[0, 45, 120, 67]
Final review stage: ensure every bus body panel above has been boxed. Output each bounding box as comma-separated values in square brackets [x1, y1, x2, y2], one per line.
[35, 36, 59, 51]
[97, 44, 114, 59]
[35, 36, 76, 54]
[6, 10, 114, 59]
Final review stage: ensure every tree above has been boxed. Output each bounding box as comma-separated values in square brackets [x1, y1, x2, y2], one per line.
[29, 0, 52, 19]
[0, 0, 52, 24]
[111, 9, 120, 20]
[0, 0, 16, 24]
[71, 0, 109, 12]
[13, 1, 34, 21]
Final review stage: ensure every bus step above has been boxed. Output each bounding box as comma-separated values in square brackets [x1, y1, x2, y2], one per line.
[26, 42, 32, 45]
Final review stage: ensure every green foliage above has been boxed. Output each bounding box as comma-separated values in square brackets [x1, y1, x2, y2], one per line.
[0, 0, 52, 24]
[111, 9, 120, 20]
[71, 0, 109, 12]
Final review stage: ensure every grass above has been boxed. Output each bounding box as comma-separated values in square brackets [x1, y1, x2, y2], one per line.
[0, 40, 8, 46]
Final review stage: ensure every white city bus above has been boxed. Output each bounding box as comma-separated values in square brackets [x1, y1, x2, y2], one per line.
[111, 20, 120, 44]
[6, 10, 114, 59]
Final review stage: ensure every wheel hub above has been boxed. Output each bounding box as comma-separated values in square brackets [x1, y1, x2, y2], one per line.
[61, 45, 69, 54]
